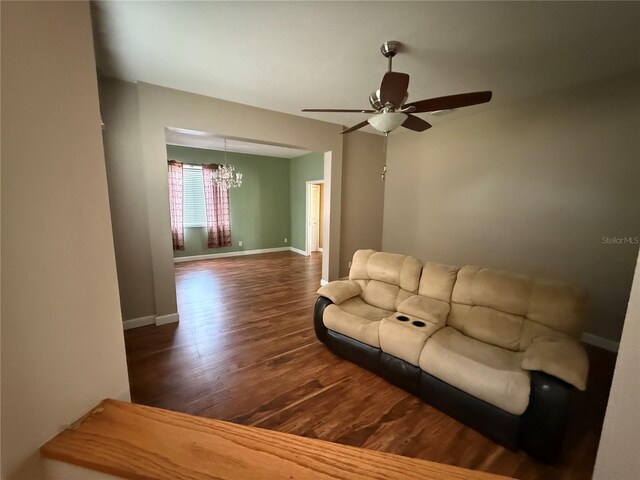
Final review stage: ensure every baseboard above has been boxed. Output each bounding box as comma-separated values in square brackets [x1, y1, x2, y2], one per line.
[122, 315, 156, 331]
[122, 313, 179, 330]
[155, 313, 180, 326]
[581, 333, 619, 352]
[174, 247, 292, 263]
[318, 247, 324, 253]
[320, 279, 329, 286]
[289, 247, 307, 256]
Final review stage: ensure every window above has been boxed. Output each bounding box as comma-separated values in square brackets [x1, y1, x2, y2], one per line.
[183, 165, 207, 227]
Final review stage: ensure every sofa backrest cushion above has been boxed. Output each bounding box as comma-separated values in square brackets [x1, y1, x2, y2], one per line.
[418, 262, 460, 302]
[349, 250, 422, 311]
[450, 266, 586, 351]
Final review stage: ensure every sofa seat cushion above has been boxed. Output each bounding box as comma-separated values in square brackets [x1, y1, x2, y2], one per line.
[335, 297, 393, 321]
[419, 327, 531, 415]
[379, 314, 442, 366]
[322, 300, 390, 348]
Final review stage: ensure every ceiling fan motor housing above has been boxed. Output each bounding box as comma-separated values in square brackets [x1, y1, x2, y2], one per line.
[369, 89, 408, 111]
[380, 41, 401, 58]
[381, 40, 401, 74]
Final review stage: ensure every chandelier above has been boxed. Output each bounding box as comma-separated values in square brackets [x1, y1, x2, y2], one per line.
[212, 139, 243, 189]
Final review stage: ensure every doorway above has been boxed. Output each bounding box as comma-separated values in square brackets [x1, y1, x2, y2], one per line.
[306, 180, 324, 256]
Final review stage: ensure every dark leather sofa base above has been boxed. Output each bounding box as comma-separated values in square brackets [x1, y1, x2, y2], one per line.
[313, 296, 571, 463]
[520, 371, 573, 463]
[419, 371, 520, 451]
[379, 352, 421, 395]
[326, 330, 380, 373]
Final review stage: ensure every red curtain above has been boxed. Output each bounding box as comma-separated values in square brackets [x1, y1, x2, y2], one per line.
[203, 164, 232, 248]
[167, 161, 185, 251]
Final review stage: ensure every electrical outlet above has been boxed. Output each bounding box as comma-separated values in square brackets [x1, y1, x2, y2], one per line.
[238, 241, 243, 247]
[284, 238, 288, 243]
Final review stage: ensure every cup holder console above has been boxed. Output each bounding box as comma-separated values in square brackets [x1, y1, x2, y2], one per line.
[395, 315, 426, 328]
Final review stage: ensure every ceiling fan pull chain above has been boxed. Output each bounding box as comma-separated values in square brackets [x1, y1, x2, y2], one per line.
[381, 133, 388, 181]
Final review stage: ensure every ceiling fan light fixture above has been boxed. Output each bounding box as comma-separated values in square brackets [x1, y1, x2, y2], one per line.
[367, 112, 407, 133]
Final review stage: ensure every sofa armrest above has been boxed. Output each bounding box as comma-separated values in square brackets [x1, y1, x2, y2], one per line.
[521, 337, 589, 391]
[313, 296, 333, 344]
[317, 280, 361, 305]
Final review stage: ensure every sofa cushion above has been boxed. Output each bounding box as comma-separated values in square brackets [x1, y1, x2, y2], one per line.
[349, 249, 423, 296]
[379, 314, 442, 366]
[348, 249, 376, 280]
[348, 250, 423, 311]
[366, 252, 422, 293]
[447, 303, 524, 351]
[362, 280, 400, 311]
[397, 295, 450, 325]
[317, 280, 361, 305]
[366, 252, 405, 285]
[453, 266, 533, 316]
[450, 265, 586, 352]
[322, 304, 382, 348]
[418, 262, 460, 302]
[419, 327, 531, 415]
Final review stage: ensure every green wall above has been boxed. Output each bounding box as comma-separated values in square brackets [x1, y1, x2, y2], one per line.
[290, 152, 324, 251]
[167, 145, 291, 258]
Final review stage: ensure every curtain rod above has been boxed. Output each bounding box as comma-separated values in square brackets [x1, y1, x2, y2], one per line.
[167, 159, 221, 167]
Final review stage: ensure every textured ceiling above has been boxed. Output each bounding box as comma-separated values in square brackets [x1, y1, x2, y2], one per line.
[92, 1, 640, 134]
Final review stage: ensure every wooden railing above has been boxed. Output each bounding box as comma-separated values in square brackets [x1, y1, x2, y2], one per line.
[41, 399, 513, 480]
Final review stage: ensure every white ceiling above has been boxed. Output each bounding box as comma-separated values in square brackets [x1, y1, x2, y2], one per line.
[92, 1, 640, 134]
[165, 127, 311, 158]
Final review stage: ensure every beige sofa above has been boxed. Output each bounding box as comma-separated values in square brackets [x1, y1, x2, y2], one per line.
[314, 249, 589, 462]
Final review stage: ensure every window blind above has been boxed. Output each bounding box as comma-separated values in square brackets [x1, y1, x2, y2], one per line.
[183, 165, 207, 228]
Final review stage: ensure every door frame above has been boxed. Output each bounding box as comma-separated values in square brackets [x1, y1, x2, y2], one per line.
[305, 180, 324, 256]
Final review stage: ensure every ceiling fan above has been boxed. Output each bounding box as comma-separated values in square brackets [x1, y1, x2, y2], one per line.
[302, 41, 492, 135]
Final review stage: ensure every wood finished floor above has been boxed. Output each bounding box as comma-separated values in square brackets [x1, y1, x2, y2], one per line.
[124, 252, 616, 480]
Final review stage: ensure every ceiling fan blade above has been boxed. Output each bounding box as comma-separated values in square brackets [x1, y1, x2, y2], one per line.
[302, 108, 377, 113]
[379, 72, 410, 107]
[341, 120, 370, 134]
[402, 114, 432, 132]
[405, 91, 492, 113]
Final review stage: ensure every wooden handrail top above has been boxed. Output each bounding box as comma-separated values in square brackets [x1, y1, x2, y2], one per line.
[41, 399, 513, 480]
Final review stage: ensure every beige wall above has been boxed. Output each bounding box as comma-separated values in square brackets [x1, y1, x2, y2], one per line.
[383, 72, 640, 341]
[1, 2, 131, 479]
[98, 78, 156, 321]
[340, 131, 386, 277]
[100, 79, 386, 320]
[593, 251, 640, 479]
